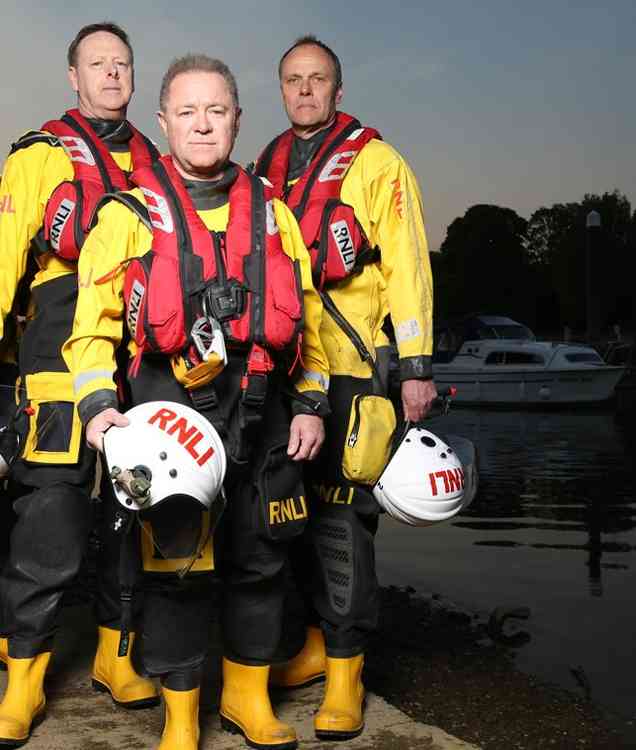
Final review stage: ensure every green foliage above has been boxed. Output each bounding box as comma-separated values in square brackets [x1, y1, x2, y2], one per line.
[435, 191, 633, 334]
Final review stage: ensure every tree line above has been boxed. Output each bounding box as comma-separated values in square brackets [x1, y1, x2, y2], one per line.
[432, 190, 634, 337]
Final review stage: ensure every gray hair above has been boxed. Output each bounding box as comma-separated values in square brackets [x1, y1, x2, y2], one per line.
[159, 54, 240, 111]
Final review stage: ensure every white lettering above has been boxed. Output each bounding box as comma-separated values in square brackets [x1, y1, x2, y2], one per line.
[49, 198, 75, 250]
[126, 280, 145, 339]
[318, 151, 356, 183]
[140, 187, 174, 233]
[329, 219, 355, 272]
[60, 136, 95, 166]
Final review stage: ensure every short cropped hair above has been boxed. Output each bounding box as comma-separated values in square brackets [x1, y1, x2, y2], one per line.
[159, 54, 240, 112]
[278, 35, 342, 88]
[67, 22, 133, 67]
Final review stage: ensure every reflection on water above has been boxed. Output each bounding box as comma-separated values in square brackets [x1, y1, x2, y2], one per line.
[376, 407, 636, 717]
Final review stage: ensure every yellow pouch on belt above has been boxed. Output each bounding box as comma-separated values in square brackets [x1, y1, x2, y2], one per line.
[23, 371, 82, 464]
[342, 394, 396, 485]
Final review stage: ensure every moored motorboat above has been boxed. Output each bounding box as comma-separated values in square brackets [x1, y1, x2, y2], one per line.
[431, 315, 624, 405]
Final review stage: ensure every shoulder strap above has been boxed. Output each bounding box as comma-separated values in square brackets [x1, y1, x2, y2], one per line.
[291, 115, 365, 218]
[60, 111, 117, 191]
[9, 130, 61, 156]
[320, 290, 384, 394]
[254, 130, 294, 198]
[127, 125, 160, 169]
[90, 191, 152, 233]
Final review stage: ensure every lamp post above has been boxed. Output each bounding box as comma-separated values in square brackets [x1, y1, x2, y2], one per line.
[585, 210, 601, 343]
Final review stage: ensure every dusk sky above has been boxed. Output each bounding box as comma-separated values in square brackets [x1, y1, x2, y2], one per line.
[1, 1, 632, 251]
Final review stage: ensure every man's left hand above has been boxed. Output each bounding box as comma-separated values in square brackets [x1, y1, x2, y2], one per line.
[401, 378, 438, 422]
[287, 414, 325, 461]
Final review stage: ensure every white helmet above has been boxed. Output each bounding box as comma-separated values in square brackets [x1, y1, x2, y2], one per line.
[373, 426, 477, 526]
[103, 401, 226, 512]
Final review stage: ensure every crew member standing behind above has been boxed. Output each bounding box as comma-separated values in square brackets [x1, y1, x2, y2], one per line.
[0, 22, 159, 746]
[66, 54, 329, 750]
[256, 36, 437, 741]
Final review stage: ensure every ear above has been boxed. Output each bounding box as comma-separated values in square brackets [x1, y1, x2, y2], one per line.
[335, 85, 344, 107]
[68, 66, 79, 93]
[156, 110, 168, 139]
[234, 107, 242, 138]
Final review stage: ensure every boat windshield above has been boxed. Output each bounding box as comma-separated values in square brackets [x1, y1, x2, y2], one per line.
[471, 323, 535, 341]
[564, 352, 603, 364]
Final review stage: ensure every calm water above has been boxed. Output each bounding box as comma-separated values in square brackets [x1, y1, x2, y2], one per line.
[376, 407, 636, 720]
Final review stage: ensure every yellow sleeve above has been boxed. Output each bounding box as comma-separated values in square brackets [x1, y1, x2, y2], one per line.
[343, 140, 434, 379]
[62, 191, 151, 415]
[0, 137, 73, 339]
[273, 198, 330, 398]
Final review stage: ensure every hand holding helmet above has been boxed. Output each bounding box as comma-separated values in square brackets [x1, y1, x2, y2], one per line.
[103, 401, 226, 513]
[373, 419, 478, 527]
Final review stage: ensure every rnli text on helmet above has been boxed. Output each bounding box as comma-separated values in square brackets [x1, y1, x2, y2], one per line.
[148, 407, 216, 466]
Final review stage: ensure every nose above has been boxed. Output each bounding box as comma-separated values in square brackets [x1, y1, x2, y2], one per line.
[299, 77, 312, 95]
[107, 62, 119, 79]
[193, 109, 212, 132]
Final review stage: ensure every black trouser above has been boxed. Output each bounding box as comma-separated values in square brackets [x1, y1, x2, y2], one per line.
[290, 375, 380, 657]
[126, 355, 304, 686]
[1, 275, 120, 657]
[0, 363, 18, 638]
[2, 449, 105, 657]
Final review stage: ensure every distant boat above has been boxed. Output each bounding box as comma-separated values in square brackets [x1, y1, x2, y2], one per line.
[431, 315, 624, 405]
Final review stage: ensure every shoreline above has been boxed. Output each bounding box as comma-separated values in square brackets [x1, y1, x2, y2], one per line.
[370, 585, 634, 749]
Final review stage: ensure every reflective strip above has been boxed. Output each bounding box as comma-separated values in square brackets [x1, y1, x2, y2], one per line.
[395, 318, 421, 344]
[301, 369, 330, 391]
[73, 369, 113, 394]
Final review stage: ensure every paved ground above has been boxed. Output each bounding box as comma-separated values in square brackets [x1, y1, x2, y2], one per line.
[0, 604, 480, 750]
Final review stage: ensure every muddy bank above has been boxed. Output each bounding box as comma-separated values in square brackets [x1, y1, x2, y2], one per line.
[367, 586, 633, 749]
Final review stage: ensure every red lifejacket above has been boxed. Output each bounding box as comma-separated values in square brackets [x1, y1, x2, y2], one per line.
[40, 109, 158, 261]
[121, 156, 303, 373]
[256, 112, 380, 289]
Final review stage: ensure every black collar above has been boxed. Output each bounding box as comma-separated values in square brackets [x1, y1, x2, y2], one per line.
[85, 117, 133, 153]
[182, 164, 238, 211]
[288, 123, 335, 182]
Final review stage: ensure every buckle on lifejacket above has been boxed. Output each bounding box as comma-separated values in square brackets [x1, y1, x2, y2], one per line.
[202, 280, 245, 322]
[189, 383, 219, 412]
[241, 374, 268, 409]
[239, 345, 274, 428]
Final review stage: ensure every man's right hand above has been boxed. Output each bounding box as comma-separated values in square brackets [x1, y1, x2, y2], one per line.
[86, 408, 129, 453]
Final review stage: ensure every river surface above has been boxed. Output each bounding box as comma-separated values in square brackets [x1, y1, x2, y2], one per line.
[375, 406, 636, 721]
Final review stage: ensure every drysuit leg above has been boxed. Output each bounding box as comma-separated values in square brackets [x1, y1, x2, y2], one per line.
[3, 478, 93, 657]
[295, 375, 381, 657]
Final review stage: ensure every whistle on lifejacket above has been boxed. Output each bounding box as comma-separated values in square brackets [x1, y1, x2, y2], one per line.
[110, 464, 152, 506]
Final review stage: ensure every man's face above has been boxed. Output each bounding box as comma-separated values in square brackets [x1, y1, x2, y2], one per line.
[157, 70, 240, 180]
[68, 31, 134, 120]
[280, 44, 343, 137]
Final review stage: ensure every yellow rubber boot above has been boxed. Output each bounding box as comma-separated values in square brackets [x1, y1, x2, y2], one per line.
[91, 626, 160, 709]
[270, 626, 326, 689]
[0, 652, 51, 746]
[220, 658, 297, 749]
[314, 654, 365, 741]
[0, 637, 7, 671]
[157, 687, 200, 750]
